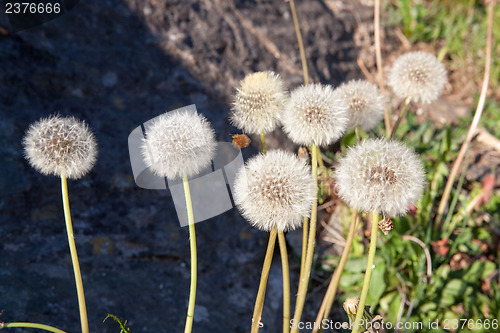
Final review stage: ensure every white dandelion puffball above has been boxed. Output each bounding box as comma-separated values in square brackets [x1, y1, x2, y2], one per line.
[230, 71, 287, 134]
[233, 150, 316, 232]
[388, 51, 447, 104]
[141, 110, 216, 180]
[335, 139, 425, 217]
[23, 115, 97, 179]
[281, 83, 349, 146]
[336, 80, 385, 131]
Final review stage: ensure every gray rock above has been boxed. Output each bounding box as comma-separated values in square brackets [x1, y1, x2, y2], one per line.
[0, 0, 366, 331]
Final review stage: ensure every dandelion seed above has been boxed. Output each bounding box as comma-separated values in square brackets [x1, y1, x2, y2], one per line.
[23, 115, 97, 179]
[388, 51, 447, 104]
[230, 71, 287, 135]
[233, 150, 316, 232]
[141, 109, 216, 180]
[281, 84, 349, 146]
[336, 80, 385, 131]
[335, 139, 425, 217]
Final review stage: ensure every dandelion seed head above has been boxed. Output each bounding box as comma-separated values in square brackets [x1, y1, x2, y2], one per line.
[388, 51, 447, 104]
[281, 84, 349, 146]
[141, 110, 216, 180]
[233, 150, 316, 232]
[23, 115, 97, 179]
[337, 80, 385, 131]
[231, 71, 287, 134]
[335, 139, 425, 217]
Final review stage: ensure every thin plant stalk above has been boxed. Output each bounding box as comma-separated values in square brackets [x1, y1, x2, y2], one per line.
[259, 132, 267, 154]
[2, 322, 67, 333]
[436, 1, 494, 225]
[289, 0, 311, 293]
[300, 217, 308, 278]
[291, 143, 318, 333]
[389, 96, 411, 139]
[313, 211, 360, 333]
[374, 0, 391, 136]
[351, 211, 379, 333]
[183, 175, 197, 333]
[251, 229, 278, 333]
[278, 231, 291, 333]
[258, 132, 290, 333]
[288, 0, 309, 85]
[60, 175, 89, 333]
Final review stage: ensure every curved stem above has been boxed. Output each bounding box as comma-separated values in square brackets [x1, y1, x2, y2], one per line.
[389, 96, 411, 139]
[313, 211, 359, 333]
[436, 1, 494, 226]
[60, 175, 89, 333]
[291, 143, 318, 333]
[289, 0, 309, 85]
[352, 211, 379, 333]
[251, 229, 278, 333]
[183, 175, 197, 333]
[278, 232, 291, 333]
[3, 323, 67, 333]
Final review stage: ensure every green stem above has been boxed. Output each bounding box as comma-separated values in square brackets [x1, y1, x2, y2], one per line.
[2, 323, 67, 333]
[278, 232, 291, 333]
[60, 175, 89, 333]
[352, 211, 379, 333]
[313, 211, 359, 333]
[290, 143, 318, 333]
[389, 96, 411, 139]
[183, 175, 197, 333]
[288, 0, 309, 85]
[299, 217, 308, 284]
[251, 229, 278, 333]
[259, 133, 267, 154]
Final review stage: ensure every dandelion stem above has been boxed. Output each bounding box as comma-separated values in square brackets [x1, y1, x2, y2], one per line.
[355, 127, 361, 142]
[352, 211, 379, 333]
[259, 132, 290, 333]
[291, 143, 318, 333]
[183, 175, 197, 333]
[60, 175, 89, 333]
[436, 1, 494, 226]
[374, 0, 391, 136]
[313, 211, 359, 333]
[2, 322, 67, 333]
[251, 229, 278, 333]
[278, 231, 291, 333]
[299, 217, 308, 283]
[389, 96, 411, 139]
[289, 0, 309, 85]
[259, 132, 267, 154]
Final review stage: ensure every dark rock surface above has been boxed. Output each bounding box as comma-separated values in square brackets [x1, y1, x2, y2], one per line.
[0, 1, 370, 332]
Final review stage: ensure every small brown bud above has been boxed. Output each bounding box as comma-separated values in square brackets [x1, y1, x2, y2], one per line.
[343, 296, 360, 316]
[378, 216, 394, 235]
[298, 147, 309, 161]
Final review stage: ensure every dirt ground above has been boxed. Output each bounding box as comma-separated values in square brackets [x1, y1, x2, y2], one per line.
[1, 1, 498, 332]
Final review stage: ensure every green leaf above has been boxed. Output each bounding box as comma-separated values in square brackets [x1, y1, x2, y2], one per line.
[439, 279, 471, 307]
[367, 263, 386, 305]
[462, 261, 496, 283]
